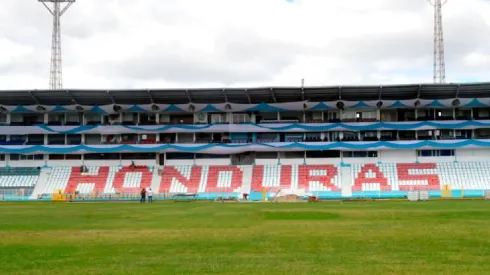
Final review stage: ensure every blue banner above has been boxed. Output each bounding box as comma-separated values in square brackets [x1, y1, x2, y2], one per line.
[0, 120, 489, 135]
[0, 139, 489, 154]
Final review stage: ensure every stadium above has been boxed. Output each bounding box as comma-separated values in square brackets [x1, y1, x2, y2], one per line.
[2, 0, 490, 274]
[2, 83, 490, 274]
[2, 84, 490, 201]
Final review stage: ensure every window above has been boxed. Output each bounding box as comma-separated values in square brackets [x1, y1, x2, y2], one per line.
[195, 154, 228, 159]
[9, 154, 44, 161]
[210, 114, 226, 123]
[84, 153, 120, 160]
[233, 113, 250, 124]
[121, 153, 156, 160]
[342, 151, 378, 158]
[49, 154, 65, 160]
[283, 152, 304, 159]
[306, 150, 341, 158]
[166, 153, 194, 160]
[417, 149, 454, 157]
[255, 152, 278, 159]
[66, 154, 82, 160]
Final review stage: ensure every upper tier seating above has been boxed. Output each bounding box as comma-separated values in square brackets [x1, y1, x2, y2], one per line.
[0, 167, 40, 188]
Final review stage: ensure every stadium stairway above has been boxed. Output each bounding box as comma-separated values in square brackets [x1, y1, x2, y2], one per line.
[29, 168, 51, 199]
[240, 165, 253, 195]
[150, 167, 162, 193]
[340, 166, 353, 197]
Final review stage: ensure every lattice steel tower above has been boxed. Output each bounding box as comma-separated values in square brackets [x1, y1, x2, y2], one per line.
[38, 0, 75, 90]
[427, 0, 448, 84]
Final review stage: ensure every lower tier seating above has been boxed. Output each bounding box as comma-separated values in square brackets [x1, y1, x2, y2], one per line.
[161, 165, 245, 194]
[42, 166, 154, 195]
[251, 165, 341, 192]
[351, 162, 490, 191]
[0, 167, 40, 188]
[29, 162, 490, 196]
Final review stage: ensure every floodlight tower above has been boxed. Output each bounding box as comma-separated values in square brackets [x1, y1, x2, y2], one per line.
[38, 0, 75, 90]
[427, 0, 448, 84]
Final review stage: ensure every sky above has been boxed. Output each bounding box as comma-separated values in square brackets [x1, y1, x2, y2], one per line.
[0, 0, 489, 90]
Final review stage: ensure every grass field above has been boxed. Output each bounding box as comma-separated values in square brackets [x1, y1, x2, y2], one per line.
[1, 200, 490, 275]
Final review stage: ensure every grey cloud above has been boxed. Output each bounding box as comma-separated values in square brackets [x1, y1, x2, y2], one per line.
[333, 30, 432, 62]
[1, 5, 48, 47]
[324, 9, 490, 79]
[444, 12, 490, 56]
[1, 0, 490, 89]
[60, 2, 121, 40]
[2, 1, 120, 42]
[95, 30, 304, 85]
[64, 16, 120, 40]
[0, 50, 48, 76]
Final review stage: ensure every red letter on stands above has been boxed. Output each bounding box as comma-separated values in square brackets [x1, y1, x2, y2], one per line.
[250, 165, 292, 191]
[396, 163, 440, 190]
[353, 164, 390, 191]
[205, 166, 243, 192]
[112, 166, 153, 193]
[65, 167, 109, 194]
[298, 165, 340, 191]
[159, 166, 202, 193]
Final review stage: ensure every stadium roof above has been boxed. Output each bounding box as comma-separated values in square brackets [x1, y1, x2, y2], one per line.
[1, 82, 490, 106]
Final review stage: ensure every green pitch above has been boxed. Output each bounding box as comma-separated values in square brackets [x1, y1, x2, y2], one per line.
[1, 200, 490, 275]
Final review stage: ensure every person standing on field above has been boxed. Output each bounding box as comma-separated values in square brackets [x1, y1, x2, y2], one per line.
[147, 188, 153, 203]
[140, 188, 146, 203]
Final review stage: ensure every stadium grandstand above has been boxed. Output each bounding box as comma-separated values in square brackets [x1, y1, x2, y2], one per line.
[1, 82, 490, 201]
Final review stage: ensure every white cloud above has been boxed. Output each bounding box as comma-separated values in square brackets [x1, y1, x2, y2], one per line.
[0, 0, 489, 90]
[464, 52, 490, 67]
[0, 39, 33, 65]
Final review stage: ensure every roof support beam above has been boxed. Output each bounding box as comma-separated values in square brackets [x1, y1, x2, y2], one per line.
[245, 89, 252, 104]
[270, 88, 276, 103]
[66, 90, 78, 105]
[455, 84, 461, 98]
[185, 89, 192, 103]
[147, 89, 155, 103]
[106, 90, 116, 104]
[222, 89, 228, 102]
[301, 78, 305, 102]
[417, 84, 422, 98]
[28, 91, 41, 105]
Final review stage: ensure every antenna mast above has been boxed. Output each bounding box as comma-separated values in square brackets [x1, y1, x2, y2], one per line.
[38, 0, 75, 90]
[427, 0, 448, 84]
